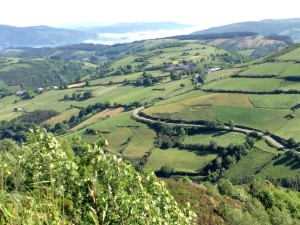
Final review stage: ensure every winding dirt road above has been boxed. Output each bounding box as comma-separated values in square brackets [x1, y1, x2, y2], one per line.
[133, 107, 285, 149]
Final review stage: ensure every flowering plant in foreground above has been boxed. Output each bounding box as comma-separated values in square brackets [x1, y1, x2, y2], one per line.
[2, 128, 196, 224]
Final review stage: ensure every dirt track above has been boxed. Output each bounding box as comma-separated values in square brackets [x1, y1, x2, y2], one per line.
[133, 107, 285, 149]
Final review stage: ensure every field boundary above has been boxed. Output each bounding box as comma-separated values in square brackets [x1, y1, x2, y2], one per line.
[132, 107, 285, 149]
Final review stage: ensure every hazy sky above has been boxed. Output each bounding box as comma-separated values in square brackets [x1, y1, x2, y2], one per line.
[1, 0, 299, 28]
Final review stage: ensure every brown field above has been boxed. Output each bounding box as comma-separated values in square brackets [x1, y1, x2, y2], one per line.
[67, 82, 86, 88]
[70, 107, 124, 131]
[208, 37, 283, 49]
[43, 108, 80, 125]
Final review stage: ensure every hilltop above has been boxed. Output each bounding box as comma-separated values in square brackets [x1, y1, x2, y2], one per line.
[192, 18, 300, 41]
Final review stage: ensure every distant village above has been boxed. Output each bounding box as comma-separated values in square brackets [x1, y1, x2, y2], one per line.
[15, 85, 59, 96]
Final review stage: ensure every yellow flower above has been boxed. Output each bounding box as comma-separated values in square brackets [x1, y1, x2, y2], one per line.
[6, 170, 11, 175]
[3, 163, 7, 168]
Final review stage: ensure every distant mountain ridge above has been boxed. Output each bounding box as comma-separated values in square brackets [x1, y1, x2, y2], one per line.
[0, 25, 98, 49]
[0, 22, 193, 49]
[192, 18, 300, 40]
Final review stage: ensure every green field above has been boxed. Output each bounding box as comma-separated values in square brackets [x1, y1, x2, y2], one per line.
[256, 153, 300, 180]
[202, 77, 283, 92]
[1, 37, 300, 186]
[145, 148, 217, 173]
[123, 127, 156, 158]
[223, 149, 274, 184]
[250, 94, 300, 109]
[240, 62, 300, 77]
[254, 139, 279, 153]
[145, 103, 291, 132]
[65, 112, 141, 154]
[277, 47, 300, 61]
[204, 68, 239, 82]
[184, 131, 247, 147]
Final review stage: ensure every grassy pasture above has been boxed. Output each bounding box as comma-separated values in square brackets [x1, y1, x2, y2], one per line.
[154, 90, 208, 106]
[110, 55, 139, 70]
[256, 153, 300, 180]
[0, 77, 194, 121]
[276, 116, 300, 141]
[0, 63, 31, 72]
[90, 73, 143, 85]
[72, 78, 193, 107]
[277, 47, 300, 61]
[238, 49, 255, 56]
[0, 90, 77, 120]
[250, 94, 300, 109]
[71, 107, 124, 131]
[280, 80, 300, 91]
[184, 131, 247, 147]
[145, 103, 291, 132]
[223, 149, 274, 183]
[254, 139, 279, 153]
[202, 77, 282, 92]
[204, 68, 239, 82]
[145, 148, 217, 173]
[123, 126, 156, 158]
[65, 112, 141, 154]
[146, 93, 253, 116]
[240, 62, 300, 77]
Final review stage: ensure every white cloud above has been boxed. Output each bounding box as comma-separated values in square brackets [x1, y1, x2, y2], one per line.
[84, 26, 201, 45]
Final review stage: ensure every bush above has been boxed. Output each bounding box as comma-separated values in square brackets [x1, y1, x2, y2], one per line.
[160, 164, 175, 178]
[1, 129, 195, 224]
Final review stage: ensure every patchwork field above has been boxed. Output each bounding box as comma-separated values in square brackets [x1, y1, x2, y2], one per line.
[202, 77, 282, 92]
[240, 62, 300, 77]
[184, 131, 247, 147]
[1, 38, 300, 186]
[145, 148, 217, 173]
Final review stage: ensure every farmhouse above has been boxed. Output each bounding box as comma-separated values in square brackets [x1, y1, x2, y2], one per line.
[203, 67, 222, 74]
[16, 90, 26, 96]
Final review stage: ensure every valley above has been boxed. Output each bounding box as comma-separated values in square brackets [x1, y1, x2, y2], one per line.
[0, 30, 300, 224]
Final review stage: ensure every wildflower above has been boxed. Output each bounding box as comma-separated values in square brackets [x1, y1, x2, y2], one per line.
[3, 163, 7, 168]
[6, 170, 11, 175]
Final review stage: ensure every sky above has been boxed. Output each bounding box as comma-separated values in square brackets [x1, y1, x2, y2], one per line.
[1, 0, 299, 29]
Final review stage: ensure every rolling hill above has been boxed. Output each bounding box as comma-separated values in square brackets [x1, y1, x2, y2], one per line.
[192, 18, 300, 40]
[0, 30, 300, 224]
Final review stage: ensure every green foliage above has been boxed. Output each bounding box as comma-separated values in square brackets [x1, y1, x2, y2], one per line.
[0, 58, 90, 88]
[159, 164, 175, 177]
[0, 129, 195, 224]
[217, 179, 236, 196]
[14, 110, 59, 124]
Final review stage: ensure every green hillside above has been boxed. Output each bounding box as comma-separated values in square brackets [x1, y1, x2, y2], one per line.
[0, 37, 300, 225]
[0, 58, 91, 88]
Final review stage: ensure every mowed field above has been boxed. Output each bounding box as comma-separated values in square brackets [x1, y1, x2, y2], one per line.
[143, 91, 297, 138]
[240, 62, 300, 77]
[202, 77, 283, 92]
